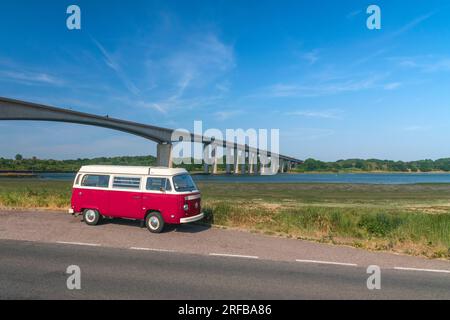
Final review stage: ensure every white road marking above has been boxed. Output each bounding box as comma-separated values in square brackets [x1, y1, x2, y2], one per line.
[295, 259, 358, 267]
[56, 241, 101, 247]
[209, 253, 259, 259]
[394, 267, 450, 274]
[129, 247, 175, 252]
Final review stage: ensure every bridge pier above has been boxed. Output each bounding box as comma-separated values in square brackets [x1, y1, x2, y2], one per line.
[156, 143, 173, 168]
[279, 159, 285, 173]
[271, 157, 279, 175]
[248, 152, 256, 174]
[212, 145, 218, 174]
[225, 148, 232, 174]
[240, 151, 247, 174]
[234, 149, 240, 174]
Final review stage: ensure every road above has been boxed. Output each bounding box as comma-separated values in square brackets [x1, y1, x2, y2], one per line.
[0, 210, 449, 299]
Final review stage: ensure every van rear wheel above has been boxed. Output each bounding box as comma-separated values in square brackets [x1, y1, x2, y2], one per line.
[145, 212, 164, 233]
[83, 209, 101, 226]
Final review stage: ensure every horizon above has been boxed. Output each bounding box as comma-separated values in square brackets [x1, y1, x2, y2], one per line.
[1, 1, 450, 161]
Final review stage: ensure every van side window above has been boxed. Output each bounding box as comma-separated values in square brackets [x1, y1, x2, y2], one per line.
[81, 175, 110, 188]
[146, 177, 172, 191]
[75, 174, 81, 185]
[113, 176, 141, 189]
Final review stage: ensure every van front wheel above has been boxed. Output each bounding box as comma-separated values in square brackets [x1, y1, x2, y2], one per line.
[83, 209, 101, 226]
[145, 212, 164, 233]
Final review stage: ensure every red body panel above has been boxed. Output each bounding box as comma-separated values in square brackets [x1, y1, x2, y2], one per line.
[71, 188, 201, 224]
[107, 190, 143, 219]
[72, 188, 108, 213]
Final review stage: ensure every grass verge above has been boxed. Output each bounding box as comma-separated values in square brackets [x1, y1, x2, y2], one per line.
[0, 179, 449, 259]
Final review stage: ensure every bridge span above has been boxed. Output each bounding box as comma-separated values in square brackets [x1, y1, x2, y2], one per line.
[0, 97, 302, 174]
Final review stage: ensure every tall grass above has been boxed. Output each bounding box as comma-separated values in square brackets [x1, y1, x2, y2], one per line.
[0, 180, 71, 209]
[203, 201, 450, 258]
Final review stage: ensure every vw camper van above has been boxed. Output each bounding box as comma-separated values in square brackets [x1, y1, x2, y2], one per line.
[69, 165, 203, 233]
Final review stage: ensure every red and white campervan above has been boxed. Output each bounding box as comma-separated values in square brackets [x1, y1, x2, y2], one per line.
[69, 165, 204, 233]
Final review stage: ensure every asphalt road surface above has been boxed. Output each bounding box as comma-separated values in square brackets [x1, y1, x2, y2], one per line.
[0, 210, 449, 299]
[1, 239, 450, 299]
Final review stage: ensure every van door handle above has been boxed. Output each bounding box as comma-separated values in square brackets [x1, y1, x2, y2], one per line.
[132, 196, 141, 199]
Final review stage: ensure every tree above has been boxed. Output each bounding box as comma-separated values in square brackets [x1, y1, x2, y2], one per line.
[15, 154, 23, 161]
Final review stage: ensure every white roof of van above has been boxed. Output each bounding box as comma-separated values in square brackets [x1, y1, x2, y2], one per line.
[78, 165, 188, 176]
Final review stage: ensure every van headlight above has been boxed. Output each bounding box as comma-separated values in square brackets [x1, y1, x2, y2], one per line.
[183, 204, 189, 211]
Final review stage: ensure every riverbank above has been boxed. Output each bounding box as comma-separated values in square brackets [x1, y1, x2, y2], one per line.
[0, 179, 449, 259]
[0, 173, 37, 178]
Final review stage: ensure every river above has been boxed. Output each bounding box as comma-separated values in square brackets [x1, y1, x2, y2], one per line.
[29, 172, 450, 184]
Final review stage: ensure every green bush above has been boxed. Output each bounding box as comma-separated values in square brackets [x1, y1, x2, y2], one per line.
[358, 213, 403, 237]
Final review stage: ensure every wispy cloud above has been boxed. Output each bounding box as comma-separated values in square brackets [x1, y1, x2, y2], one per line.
[392, 55, 450, 73]
[165, 33, 235, 90]
[346, 9, 362, 19]
[390, 11, 436, 39]
[135, 100, 168, 114]
[300, 49, 320, 65]
[141, 33, 235, 113]
[402, 125, 429, 132]
[281, 128, 335, 141]
[262, 75, 383, 98]
[384, 82, 402, 90]
[0, 70, 64, 86]
[214, 110, 243, 121]
[286, 109, 342, 119]
[91, 37, 140, 95]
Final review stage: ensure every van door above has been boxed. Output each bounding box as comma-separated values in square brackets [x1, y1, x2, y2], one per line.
[142, 177, 175, 220]
[77, 174, 110, 213]
[108, 176, 143, 219]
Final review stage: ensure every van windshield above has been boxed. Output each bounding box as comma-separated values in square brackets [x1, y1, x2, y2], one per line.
[172, 174, 197, 192]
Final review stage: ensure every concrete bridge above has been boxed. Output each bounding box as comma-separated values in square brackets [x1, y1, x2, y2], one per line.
[0, 97, 302, 174]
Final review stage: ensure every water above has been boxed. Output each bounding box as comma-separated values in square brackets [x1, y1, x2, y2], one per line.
[32, 172, 450, 184]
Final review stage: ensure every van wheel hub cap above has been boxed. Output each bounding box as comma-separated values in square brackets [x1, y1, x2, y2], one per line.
[149, 216, 159, 229]
[86, 210, 96, 222]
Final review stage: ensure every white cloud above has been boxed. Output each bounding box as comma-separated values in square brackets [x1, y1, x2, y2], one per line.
[165, 33, 235, 90]
[346, 10, 362, 19]
[141, 33, 235, 113]
[264, 75, 382, 98]
[214, 110, 243, 121]
[402, 125, 429, 132]
[286, 109, 342, 119]
[281, 128, 335, 141]
[91, 37, 140, 95]
[300, 50, 320, 65]
[391, 55, 450, 73]
[384, 82, 401, 90]
[0, 70, 64, 86]
[390, 12, 436, 39]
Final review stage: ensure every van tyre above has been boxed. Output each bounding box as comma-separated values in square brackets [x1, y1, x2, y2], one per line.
[146, 212, 164, 233]
[83, 209, 101, 226]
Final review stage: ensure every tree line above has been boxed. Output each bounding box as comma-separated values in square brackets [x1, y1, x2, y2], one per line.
[0, 154, 207, 172]
[2, 155, 450, 173]
[295, 158, 450, 172]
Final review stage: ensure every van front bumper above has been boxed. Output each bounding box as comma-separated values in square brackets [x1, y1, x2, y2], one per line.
[180, 212, 204, 224]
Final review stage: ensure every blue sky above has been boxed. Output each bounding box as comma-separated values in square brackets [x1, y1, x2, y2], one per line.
[1, 0, 450, 161]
